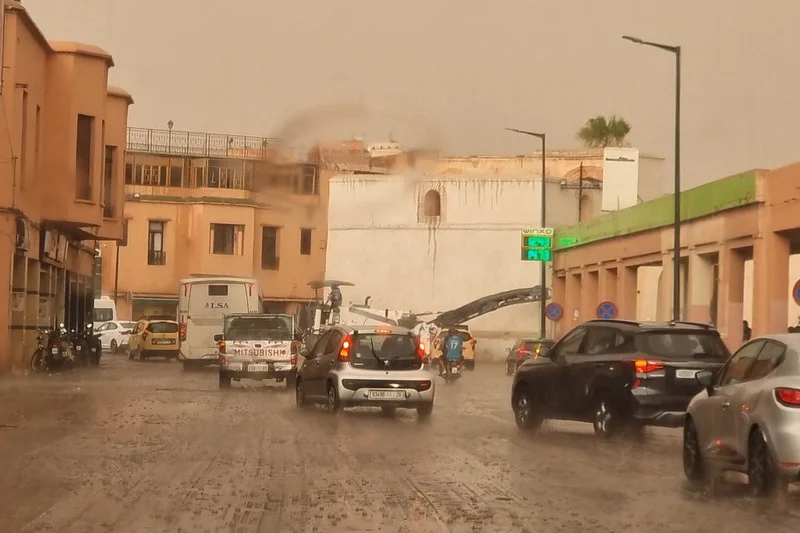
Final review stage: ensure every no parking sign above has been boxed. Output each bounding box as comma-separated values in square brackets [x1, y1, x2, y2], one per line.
[596, 301, 617, 320]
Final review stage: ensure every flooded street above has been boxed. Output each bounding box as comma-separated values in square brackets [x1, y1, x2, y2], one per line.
[1, 355, 798, 533]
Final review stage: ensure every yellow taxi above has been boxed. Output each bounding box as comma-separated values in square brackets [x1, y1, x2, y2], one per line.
[430, 324, 477, 369]
[127, 316, 180, 361]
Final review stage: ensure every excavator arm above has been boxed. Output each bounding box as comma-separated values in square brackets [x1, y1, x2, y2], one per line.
[428, 285, 550, 328]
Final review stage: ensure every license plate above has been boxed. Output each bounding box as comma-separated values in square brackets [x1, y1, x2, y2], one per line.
[153, 339, 175, 345]
[450, 367, 459, 374]
[51, 348, 58, 354]
[676, 369, 698, 379]
[248, 364, 271, 372]
[368, 390, 405, 400]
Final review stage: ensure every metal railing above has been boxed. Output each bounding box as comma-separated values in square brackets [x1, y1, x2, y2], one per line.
[127, 127, 285, 160]
[147, 250, 167, 266]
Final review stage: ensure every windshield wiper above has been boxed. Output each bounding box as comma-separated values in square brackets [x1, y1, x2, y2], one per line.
[368, 337, 385, 365]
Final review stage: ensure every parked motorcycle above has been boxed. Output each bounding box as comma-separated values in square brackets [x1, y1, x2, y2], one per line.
[30, 323, 76, 373]
[85, 323, 103, 366]
[67, 328, 90, 366]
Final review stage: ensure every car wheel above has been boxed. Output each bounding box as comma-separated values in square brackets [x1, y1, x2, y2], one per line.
[748, 428, 784, 497]
[110, 340, 118, 352]
[592, 394, 619, 439]
[295, 379, 307, 408]
[464, 360, 475, 370]
[417, 403, 433, 421]
[219, 372, 231, 389]
[285, 373, 296, 392]
[683, 418, 705, 483]
[513, 389, 543, 432]
[326, 383, 342, 414]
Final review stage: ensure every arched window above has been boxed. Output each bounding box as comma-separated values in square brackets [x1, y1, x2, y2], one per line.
[423, 190, 441, 217]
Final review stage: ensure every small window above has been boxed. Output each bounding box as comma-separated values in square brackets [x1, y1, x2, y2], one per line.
[581, 327, 626, 355]
[147, 221, 166, 265]
[170, 166, 182, 187]
[261, 226, 279, 269]
[75, 114, 94, 200]
[555, 327, 586, 355]
[300, 228, 312, 255]
[422, 189, 441, 217]
[210, 224, 245, 255]
[208, 285, 228, 296]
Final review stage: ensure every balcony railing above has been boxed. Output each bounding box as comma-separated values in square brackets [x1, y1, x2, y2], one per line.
[127, 127, 311, 161]
[147, 250, 167, 266]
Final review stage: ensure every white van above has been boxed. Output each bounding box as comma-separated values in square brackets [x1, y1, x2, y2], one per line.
[177, 276, 261, 369]
[93, 296, 118, 329]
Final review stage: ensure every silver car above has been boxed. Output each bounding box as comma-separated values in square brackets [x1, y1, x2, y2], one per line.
[684, 334, 800, 495]
[295, 325, 435, 419]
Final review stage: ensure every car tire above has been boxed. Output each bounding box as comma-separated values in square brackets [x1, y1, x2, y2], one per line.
[683, 418, 705, 483]
[326, 383, 342, 414]
[295, 379, 307, 408]
[748, 427, 785, 497]
[110, 340, 118, 353]
[417, 403, 433, 421]
[513, 389, 543, 432]
[464, 360, 475, 370]
[285, 373, 296, 392]
[592, 394, 619, 439]
[219, 372, 231, 389]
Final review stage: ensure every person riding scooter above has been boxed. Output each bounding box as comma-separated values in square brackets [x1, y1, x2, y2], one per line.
[438, 328, 464, 376]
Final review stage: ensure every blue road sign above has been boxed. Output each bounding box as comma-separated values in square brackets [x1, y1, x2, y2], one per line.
[596, 301, 617, 320]
[793, 280, 800, 306]
[545, 302, 563, 321]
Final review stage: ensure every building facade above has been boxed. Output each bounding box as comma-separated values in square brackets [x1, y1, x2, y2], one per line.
[323, 153, 619, 341]
[0, 2, 132, 369]
[100, 128, 330, 321]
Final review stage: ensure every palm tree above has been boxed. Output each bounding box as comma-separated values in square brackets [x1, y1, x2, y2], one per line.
[576, 116, 631, 148]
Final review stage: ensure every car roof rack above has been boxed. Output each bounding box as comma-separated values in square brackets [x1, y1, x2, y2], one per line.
[668, 320, 714, 329]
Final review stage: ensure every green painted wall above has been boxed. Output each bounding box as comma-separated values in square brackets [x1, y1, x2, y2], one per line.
[553, 170, 758, 251]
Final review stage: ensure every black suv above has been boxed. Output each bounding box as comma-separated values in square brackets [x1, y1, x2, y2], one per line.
[511, 319, 730, 438]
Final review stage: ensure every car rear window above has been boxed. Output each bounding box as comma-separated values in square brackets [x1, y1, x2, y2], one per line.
[122, 322, 137, 329]
[438, 331, 471, 341]
[225, 316, 293, 341]
[634, 331, 729, 359]
[147, 322, 179, 334]
[350, 333, 420, 370]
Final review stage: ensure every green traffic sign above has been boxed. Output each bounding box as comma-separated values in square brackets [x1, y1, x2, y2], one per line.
[558, 236, 578, 247]
[522, 235, 552, 248]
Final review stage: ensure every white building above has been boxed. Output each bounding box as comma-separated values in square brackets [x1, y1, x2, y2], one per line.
[324, 172, 603, 339]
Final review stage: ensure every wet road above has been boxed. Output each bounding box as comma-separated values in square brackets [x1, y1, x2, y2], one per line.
[1, 355, 798, 533]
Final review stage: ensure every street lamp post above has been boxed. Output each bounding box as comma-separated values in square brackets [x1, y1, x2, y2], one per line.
[622, 35, 681, 323]
[506, 128, 547, 339]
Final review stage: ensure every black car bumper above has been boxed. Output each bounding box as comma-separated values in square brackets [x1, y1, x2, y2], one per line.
[630, 396, 690, 428]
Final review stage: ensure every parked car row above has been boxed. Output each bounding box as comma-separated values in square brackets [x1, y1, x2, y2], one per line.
[509, 318, 800, 497]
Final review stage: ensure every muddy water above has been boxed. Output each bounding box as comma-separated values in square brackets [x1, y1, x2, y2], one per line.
[0, 357, 797, 532]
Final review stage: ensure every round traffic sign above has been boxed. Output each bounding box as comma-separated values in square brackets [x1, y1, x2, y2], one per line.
[545, 302, 563, 321]
[596, 301, 617, 320]
[793, 280, 800, 306]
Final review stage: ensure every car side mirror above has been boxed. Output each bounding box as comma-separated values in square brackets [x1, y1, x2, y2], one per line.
[294, 332, 303, 342]
[696, 370, 715, 394]
[213, 334, 223, 342]
[123, 330, 132, 335]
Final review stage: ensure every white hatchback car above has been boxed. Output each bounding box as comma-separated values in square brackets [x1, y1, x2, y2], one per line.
[295, 325, 435, 419]
[95, 320, 137, 352]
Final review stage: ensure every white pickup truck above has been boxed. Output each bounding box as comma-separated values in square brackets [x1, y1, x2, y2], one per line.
[214, 313, 302, 389]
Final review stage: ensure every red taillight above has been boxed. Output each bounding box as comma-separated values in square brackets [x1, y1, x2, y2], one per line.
[339, 335, 352, 362]
[142, 331, 149, 341]
[517, 347, 526, 359]
[218, 341, 226, 354]
[417, 341, 428, 364]
[179, 323, 186, 341]
[775, 388, 800, 407]
[220, 355, 227, 366]
[626, 358, 664, 374]
[291, 341, 300, 355]
[291, 354, 297, 366]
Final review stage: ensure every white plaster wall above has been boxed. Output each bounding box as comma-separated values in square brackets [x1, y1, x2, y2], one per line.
[326, 174, 599, 337]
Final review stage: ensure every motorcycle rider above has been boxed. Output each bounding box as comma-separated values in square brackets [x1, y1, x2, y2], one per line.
[438, 327, 464, 376]
[327, 284, 343, 312]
